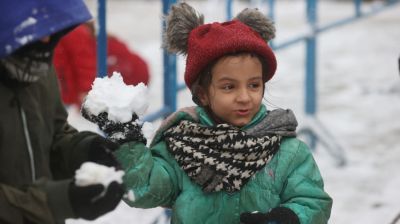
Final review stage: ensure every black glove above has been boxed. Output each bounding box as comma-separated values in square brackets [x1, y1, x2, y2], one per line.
[240, 207, 300, 224]
[82, 108, 147, 145]
[69, 181, 125, 220]
[88, 136, 121, 168]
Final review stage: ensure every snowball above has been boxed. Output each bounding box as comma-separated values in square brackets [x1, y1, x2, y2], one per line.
[83, 72, 149, 123]
[75, 162, 125, 187]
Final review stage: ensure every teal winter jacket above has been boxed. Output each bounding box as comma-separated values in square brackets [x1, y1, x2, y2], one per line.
[115, 106, 332, 224]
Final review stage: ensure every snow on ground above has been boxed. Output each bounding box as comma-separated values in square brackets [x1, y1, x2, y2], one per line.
[67, 0, 400, 223]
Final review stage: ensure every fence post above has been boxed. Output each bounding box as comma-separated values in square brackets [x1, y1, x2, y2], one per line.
[162, 0, 178, 115]
[299, 0, 346, 166]
[305, 0, 317, 115]
[354, 0, 362, 17]
[268, 0, 276, 49]
[304, 0, 318, 148]
[97, 0, 107, 77]
[226, 0, 233, 20]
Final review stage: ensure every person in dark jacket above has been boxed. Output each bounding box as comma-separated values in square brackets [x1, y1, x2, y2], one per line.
[0, 0, 124, 223]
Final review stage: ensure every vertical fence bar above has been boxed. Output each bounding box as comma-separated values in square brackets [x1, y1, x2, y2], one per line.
[305, 0, 318, 148]
[268, 0, 275, 49]
[305, 0, 317, 115]
[226, 0, 233, 20]
[267, 0, 275, 22]
[305, 38, 317, 115]
[354, 0, 362, 17]
[162, 0, 177, 115]
[97, 0, 107, 77]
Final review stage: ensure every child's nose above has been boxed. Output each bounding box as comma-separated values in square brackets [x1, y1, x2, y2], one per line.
[236, 88, 251, 102]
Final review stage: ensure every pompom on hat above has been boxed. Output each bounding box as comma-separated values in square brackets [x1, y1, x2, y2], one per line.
[164, 2, 277, 89]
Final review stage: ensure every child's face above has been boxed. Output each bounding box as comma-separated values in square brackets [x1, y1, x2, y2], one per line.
[198, 54, 264, 127]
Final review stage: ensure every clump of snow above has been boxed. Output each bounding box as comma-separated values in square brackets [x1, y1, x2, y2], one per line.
[83, 72, 149, 123]
[109, 131, 129, 142]
[141, 121, 155, 141]
[14, 17, 37, 33]
[125, 190, 136, 202]
[75, 162, 125, 187]
[15, 35, 34, 45]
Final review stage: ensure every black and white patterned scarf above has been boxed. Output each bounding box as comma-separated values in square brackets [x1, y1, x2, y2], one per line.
[163, 120, 282, 193]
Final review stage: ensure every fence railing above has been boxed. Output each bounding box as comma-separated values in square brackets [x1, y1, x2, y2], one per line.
[138, 0, 399, 122]
[96, 0, 400, 166]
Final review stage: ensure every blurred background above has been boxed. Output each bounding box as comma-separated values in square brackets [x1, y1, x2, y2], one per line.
[64, 0, 400, 223]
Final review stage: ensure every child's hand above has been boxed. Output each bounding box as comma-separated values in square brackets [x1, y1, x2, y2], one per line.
[87, 136, 121, 168]
[240, 207, 300, 224]
[81, 108, 147, 145]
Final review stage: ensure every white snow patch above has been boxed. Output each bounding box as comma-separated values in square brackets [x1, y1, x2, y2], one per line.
[83, 72, 149, 123]
[141, 121, 156, 142]
[5, 45, 12, 54]
[14, 17, 37, 34]
[15, 35, 34, 45]
[75, 162, 124, 187]
[109, 131, 127, 141]
[125, 190, 136, 202]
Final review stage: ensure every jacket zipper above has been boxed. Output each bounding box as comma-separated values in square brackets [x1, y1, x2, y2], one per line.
[19, 105, 36, 182]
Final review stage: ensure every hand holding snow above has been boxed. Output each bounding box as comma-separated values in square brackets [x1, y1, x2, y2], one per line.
[83, 72, 148, 123]
[75, 162, 125, 187]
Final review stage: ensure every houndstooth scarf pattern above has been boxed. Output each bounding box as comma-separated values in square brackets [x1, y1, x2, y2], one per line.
[164, 120, 282, 193]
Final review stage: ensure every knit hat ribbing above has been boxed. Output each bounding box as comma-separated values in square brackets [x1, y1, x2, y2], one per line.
[185, 20, 276, 88]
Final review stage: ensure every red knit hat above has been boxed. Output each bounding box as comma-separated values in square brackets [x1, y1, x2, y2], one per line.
[164, 3, 277, 89]
[185, 20, 276, 88]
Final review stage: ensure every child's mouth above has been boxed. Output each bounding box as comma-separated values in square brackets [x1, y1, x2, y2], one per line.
[236, 109, 249, 116]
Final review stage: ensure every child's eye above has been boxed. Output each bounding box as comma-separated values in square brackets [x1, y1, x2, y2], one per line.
[249, 83, 261, 89]
[221, 84, 234, 90]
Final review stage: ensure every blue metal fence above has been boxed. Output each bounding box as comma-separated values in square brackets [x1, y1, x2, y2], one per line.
[96, 0, 400, 165]
[97, 0, 107, 77]
[140, 0, 399, 121]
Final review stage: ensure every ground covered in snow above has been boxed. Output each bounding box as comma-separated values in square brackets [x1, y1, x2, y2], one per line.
[67, 0, 400, 223]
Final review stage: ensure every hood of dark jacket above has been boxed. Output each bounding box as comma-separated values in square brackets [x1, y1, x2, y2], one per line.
[0, 0, 92, 59]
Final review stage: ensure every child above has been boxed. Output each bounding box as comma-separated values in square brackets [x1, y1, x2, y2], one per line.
[84, 2, 332, 224]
